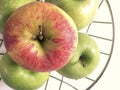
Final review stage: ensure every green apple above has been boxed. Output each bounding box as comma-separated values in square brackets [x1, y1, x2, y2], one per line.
[0, 0, 36, 33]
[0, 53, 49, 90]
[46, 0, 99, 30]
[57, 33, 100, 79]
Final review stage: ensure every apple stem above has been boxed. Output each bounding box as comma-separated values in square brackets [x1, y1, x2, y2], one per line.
[38, 25, 44, 40]
[32, 25, 44, 41]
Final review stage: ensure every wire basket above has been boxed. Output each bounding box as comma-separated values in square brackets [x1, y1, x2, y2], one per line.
[0, 0, 115, 90]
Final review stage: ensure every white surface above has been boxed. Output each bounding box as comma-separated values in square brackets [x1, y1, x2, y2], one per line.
[92, 0, 120, 90]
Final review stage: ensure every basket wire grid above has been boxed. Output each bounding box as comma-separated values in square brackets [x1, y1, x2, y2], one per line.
[0, 0, 115, 90]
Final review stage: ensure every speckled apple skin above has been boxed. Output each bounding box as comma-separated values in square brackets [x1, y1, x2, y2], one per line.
[3, 2, 78, 72]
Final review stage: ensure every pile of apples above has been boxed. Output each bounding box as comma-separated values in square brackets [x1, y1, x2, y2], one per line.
[0, 0, 100, 89]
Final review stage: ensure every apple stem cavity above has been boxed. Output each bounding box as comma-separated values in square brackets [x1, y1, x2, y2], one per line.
[79, 56, 85, 67]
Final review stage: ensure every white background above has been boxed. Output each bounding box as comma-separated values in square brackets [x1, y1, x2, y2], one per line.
[92, 0, 120, 90]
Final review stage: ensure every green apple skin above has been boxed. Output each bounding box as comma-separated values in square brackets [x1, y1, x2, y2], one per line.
[46, 0, 99, 30]
[3, 2, 78, 72]
[0, 0, 36, 33]
[57, 33, 100, 79]
[0, 53, 49, 90]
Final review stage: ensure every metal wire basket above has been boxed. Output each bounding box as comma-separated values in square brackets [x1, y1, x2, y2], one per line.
[0, 0, 115, 90]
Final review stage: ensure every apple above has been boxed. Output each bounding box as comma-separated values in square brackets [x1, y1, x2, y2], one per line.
[3, 2, 78, 72]
[46, 0, 99, 30]
[0, 0, 36, 33]
[57, 33, 100, 79]
[0, 53, 49, 90]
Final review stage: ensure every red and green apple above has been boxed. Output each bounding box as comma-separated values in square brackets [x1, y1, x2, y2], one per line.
[0, 53, 49, 90]
[46, 0, 99, 30]
[57, 33, 100, 79]
[3, 2, 78, 72]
